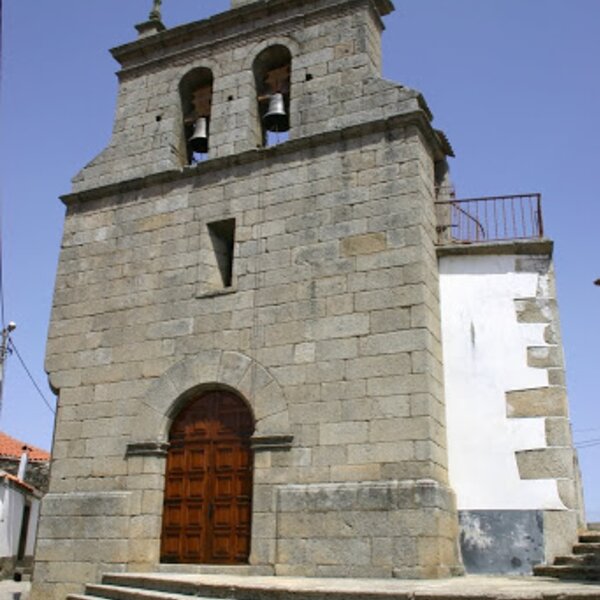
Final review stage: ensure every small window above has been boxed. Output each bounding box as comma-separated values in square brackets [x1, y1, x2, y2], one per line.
[207, 219, 235, 289]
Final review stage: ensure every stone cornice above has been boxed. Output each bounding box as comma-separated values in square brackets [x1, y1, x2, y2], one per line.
[436, 239, 554, 258]
[251, 434, 294, 451]
[111, 0, 393, 76]
[126, 441, 170, 458]
[61, 109, 450, 207]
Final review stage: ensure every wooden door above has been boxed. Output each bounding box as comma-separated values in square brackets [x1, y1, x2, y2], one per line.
[160, 390, 254, 564]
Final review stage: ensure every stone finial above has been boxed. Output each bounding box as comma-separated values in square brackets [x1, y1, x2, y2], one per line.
[149, 0, 162, 21]
[135, 19, 166, 38]
[135, 0, 165, 38]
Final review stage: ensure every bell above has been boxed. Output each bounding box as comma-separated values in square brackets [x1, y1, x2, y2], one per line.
[189, 117, 209, 153]
[263, 92, 289, 132]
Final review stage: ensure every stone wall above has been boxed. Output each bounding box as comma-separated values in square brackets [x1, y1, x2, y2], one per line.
[33, 117, 459, 599]
[0, 459, 49, 494]
[512, 253, 585, 562]
[32, 1, 460, 597]
[275, 480, 459, 578]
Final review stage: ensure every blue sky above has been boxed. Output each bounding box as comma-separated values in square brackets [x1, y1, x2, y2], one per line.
[1, 1, 599, 519]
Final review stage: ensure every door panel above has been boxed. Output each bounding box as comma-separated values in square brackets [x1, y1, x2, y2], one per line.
[160, 391, 254, 564]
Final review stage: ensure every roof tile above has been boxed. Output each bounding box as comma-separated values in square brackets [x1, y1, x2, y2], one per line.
[0, 432, 50, 462]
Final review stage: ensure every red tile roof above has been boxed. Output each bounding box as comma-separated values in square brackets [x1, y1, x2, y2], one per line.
[0, 471, 34, 493]
[0, 432, 50, 462]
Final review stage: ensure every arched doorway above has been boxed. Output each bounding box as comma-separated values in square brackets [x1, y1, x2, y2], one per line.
[160, 390, 254, 564]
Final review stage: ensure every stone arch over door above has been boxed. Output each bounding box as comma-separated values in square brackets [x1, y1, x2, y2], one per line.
[132, 350, 292, 448]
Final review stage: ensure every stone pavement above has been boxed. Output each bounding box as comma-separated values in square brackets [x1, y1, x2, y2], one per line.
[0, 580, 29, 600]
[15, 572, 600, 600]
[91, 572, 600, 599]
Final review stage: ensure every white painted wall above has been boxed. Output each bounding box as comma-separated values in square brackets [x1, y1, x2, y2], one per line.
[0, 480, 41, 559]
[0, 483, 25, 558]
[439, 254, 564, 510]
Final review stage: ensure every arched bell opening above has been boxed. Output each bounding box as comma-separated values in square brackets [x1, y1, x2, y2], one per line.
[253, 45, 292, 147]
[179, 67, 214, 164]
[160, 388, 255, 565]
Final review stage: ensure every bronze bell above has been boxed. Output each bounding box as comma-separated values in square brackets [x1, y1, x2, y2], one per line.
[263, 92, 289, 132]
[189, 117, 209, 153]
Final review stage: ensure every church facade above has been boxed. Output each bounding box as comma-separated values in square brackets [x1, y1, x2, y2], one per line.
[31, 1, 584, 598]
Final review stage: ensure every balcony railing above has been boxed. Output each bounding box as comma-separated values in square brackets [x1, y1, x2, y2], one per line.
[435, 193, 544, 245]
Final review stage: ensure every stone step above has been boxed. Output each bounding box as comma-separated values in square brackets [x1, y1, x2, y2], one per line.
[533, 529, 600, 581]
[580, 532, 600, 543]
[74, 583, 208, 600]
[533, 564, 600, 581]
[554, 554, 600, 567]
[102, 575, 215, 598]
[574, 542, 600, 555]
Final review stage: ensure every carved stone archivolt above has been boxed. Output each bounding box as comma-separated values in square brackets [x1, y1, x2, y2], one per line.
[132, 350, 293, 450]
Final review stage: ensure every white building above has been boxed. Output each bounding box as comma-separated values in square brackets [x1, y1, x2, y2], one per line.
[0, 471, 42, 579]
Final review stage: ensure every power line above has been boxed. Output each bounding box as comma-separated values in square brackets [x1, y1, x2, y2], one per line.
[575, 436, 600, 445]
[576, 439, 600, 446]
[8, 338, 55, 415]
[572, 427, 600, 450]
[573, 426, 600, 434]
[575, 438, 600, 449]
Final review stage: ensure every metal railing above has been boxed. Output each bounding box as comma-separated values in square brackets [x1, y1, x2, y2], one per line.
[435, 193, 544, 245]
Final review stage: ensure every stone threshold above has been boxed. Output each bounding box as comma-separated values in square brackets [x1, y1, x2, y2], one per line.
[154, 564, 274, 576]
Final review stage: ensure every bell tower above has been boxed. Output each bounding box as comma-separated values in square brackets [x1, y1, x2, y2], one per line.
[33, 1, 463, 598]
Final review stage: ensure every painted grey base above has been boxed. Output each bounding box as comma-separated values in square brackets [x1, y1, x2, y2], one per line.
[459, 510, 543, 575]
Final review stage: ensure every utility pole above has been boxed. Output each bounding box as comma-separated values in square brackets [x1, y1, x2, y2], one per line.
[0, 322, 16, 420]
